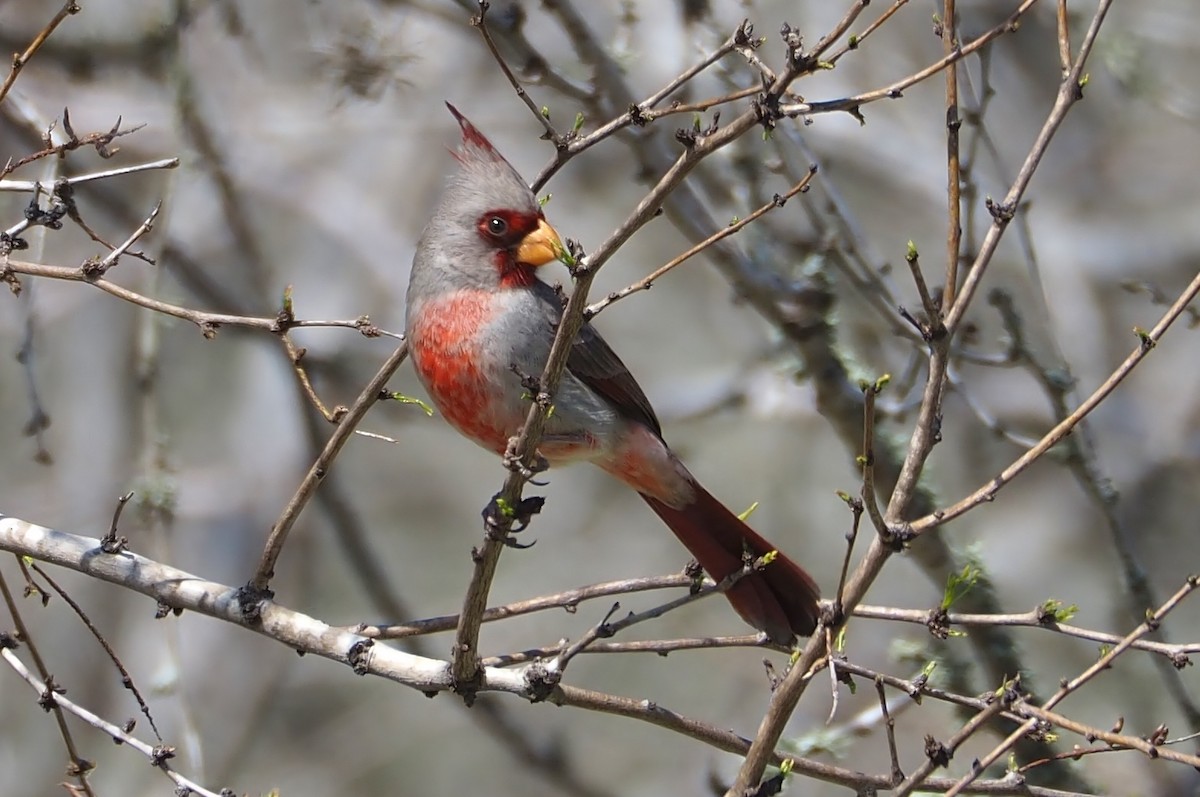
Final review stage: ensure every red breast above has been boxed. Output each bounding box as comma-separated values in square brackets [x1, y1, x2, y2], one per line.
[408, 291, 511, 454]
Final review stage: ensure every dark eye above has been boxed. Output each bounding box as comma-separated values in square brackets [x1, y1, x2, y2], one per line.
[486, 217, 508, 237]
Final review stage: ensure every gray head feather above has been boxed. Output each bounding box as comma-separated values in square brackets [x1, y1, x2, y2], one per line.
[407, 105, 540, 301]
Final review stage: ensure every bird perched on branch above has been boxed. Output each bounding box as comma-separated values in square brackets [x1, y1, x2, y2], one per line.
[405, 104, 821, 644]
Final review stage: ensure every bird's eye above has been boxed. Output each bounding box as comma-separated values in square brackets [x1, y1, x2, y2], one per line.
[486, 217, 508, 237]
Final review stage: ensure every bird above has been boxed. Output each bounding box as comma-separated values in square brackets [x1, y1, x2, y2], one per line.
[404, 104, 821, 644]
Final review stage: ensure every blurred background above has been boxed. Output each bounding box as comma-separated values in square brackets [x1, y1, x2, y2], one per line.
[0, 1, 1198, 795]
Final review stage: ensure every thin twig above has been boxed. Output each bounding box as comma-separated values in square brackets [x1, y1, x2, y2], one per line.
[30, 564, 164, 742]
[0, 0, 81, 106]
[0, 567, 96, 796]
[779, 0, 1041, 120]
[859, 377, 888, 536]
[852, 603, 1200, 661]
[0, 158, 179, 192]
[529, 20, 753, 192]
[2, 259, 399, 339]
[2, 648, 225, 797]
[1016, 703, 1200, 770]
[875, 677, 905, 785]
[942, 0, 963, 308]
[94, 201, 160, 273]
[482, 634, 769, 666]
[250, 343, 409, 591]
[808, 0, 873, 61]
[472, 1, 562, 145]
[833, 494, 863, 619]
[1055, 0, 1072, 76]
[359, 573, 695, 639]
[905, 242, 940, 324]
[824, 0, 913, 66]
[913, 266, 1200, 534]
[943, 0, 1107, 335]
[585, 167, 817, 318]
[894, 682, 1012, 797]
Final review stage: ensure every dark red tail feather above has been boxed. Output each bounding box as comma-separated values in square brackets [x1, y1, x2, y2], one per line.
[640, 482, 821, 645]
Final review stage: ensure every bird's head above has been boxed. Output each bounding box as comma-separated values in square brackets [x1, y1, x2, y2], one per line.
[412, 104, 565, 292]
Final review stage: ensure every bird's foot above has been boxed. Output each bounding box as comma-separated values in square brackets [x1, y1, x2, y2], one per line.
[482, 493, 545, 548]
[502, 436, 549, 481]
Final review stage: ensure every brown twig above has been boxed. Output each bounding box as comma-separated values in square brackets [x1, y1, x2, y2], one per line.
[875, 676, 905, 784]
[0, 1, 80, 106]
[249, 343, 409, 592]
[942, 0, 963, 308]
[943, 0, 1104, 335]
[92, 201, 160, 274]
[859, 376, 888, 536]
[2, 112, 144, 178]
[30, 563, 163, 742]
[779, 0, 1041, 120]
[1015, 703, 1200, 770]
[482, 634, 770, 666]
[808, 0, 873, 61]
[1055, 0, 1072, 77]
[894, 681, 1013, 797]
[2, 259, 398, 339]
[529, 20, 751, 192]
[852, 603, 1200, 662]
[472, 1, 562, 146]
[824, 0, 914, 66]
[359, 573, 694, 639]
[585, 167, 817, 318]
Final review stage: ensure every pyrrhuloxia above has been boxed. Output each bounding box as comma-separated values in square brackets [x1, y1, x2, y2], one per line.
[405, 104, 821, 644]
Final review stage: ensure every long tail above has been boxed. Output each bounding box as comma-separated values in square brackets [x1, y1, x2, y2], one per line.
[640, 483, 821, 645]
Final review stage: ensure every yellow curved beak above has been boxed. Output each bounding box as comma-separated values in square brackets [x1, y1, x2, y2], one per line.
[515, 218, 564, 267]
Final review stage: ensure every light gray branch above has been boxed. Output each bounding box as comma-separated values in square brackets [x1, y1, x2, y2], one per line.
[0, 514, 521, 695]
